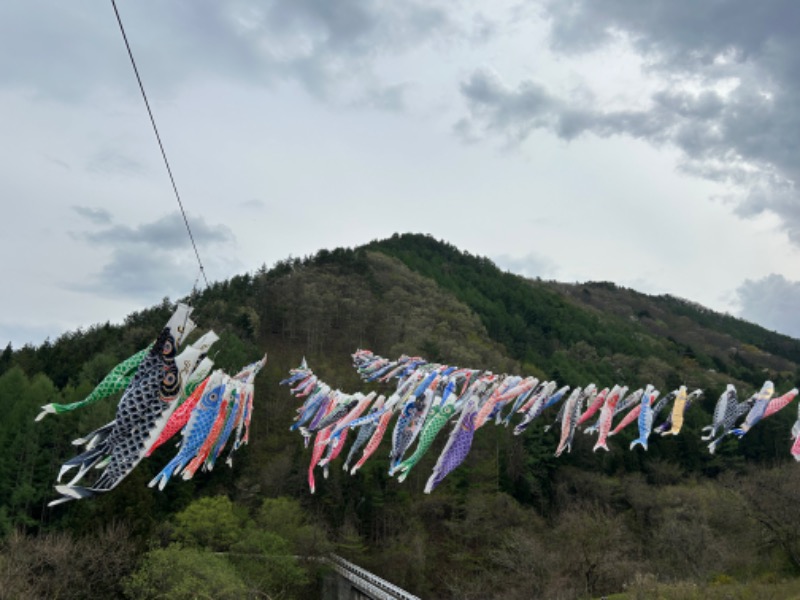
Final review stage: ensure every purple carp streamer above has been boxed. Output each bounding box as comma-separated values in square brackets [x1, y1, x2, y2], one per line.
[286, 348, 800, 495]
[44, 304, 266, 505]
[282, 359, 390, 491]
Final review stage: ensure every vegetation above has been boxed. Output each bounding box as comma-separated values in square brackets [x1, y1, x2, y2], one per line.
[1, 233, 800, 598]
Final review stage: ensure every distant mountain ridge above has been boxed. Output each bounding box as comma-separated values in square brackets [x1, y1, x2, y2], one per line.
[8, 232, 797, 395]
[366, 233, 799, 392]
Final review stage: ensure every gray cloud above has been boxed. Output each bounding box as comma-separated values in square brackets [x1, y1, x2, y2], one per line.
[82, 212, 234, 250]
[70, 212, 236, 300]
[354, 83, 410, 112]
[75, 246, 199, 300]
[72, 206, 112, 225]
[239, 198, 266, 210]
[459, 70, 556, 142]
[194, 0, 453, 103]
[87, 148, 145, 176]
[0, 1, 454, 106]
[459, 1, 800, 245]
[737, 274, 800, 339]
[45, 155, 71, 170]
[468, 12, 498, 45]
[542, 0, 798, 70]
[459, 68, 673, 144]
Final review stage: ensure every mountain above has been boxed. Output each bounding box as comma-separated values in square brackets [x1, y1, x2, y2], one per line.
[1, 233, 799, 599]
[367, 233, 799, 391]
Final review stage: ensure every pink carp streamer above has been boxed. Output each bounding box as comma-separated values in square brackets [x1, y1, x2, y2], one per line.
[284, 349, 800, 496]
[45, 304, 266, 506]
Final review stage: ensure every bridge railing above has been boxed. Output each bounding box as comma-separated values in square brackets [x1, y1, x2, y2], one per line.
[327, 554, 421, 600]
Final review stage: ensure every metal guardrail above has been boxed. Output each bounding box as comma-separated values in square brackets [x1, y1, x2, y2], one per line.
[327, 554, 421, 600]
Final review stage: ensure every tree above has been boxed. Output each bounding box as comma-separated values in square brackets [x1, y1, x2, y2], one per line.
[172, 496, 245, 552]
[256, 497, 331, 557]
[123, 544, 247, 600]
[229, 530, 309, 599]
[0, 523, 136, 600]
[0, 344, 11, 377]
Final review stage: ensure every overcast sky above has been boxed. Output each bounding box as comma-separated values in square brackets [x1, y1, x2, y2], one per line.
[2, 0, 800, 348]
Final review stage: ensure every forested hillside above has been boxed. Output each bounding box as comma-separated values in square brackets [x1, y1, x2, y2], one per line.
[2, 233, 800, 599]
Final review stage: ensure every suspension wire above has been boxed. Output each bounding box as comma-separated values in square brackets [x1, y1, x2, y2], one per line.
[110, 0, 209, 289]
[190, 269, 202, 304]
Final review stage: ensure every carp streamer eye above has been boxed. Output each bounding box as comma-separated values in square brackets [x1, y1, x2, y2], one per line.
[162, 340, 174, 355]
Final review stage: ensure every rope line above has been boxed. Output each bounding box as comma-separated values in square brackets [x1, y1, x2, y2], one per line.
[110, 0, 209, 289]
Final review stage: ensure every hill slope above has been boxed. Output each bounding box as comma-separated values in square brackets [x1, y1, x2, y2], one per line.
[368, 233, 799, 391]
[2, 233, 800, 599]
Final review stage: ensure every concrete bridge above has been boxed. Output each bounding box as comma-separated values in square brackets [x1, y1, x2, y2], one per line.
[322, 554, 421, 600]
